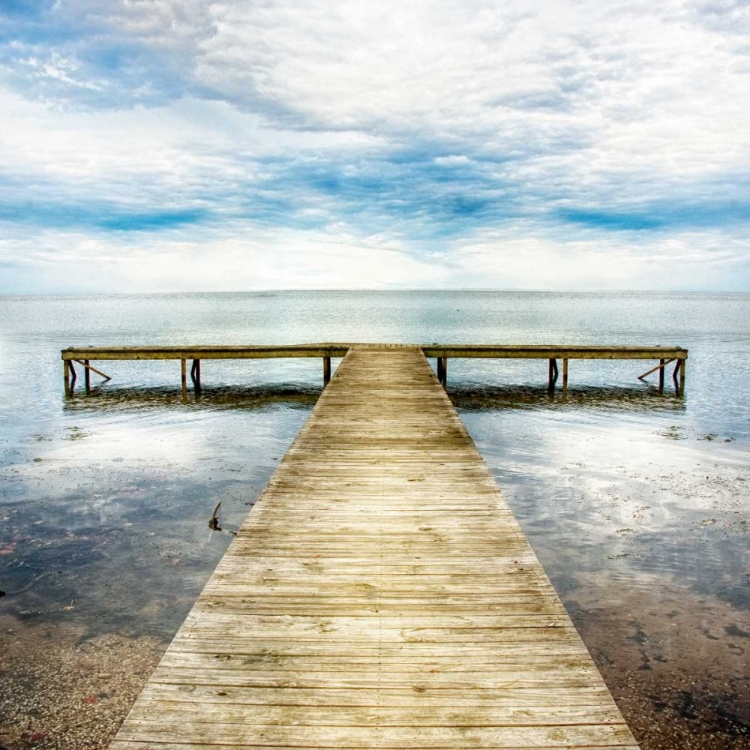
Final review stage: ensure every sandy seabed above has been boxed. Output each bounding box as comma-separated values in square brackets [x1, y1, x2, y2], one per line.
[2, 582, 749, 750]
[0, 616, 164, 750]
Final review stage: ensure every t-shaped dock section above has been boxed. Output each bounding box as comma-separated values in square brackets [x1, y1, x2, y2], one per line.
[61, 342, 688, 398]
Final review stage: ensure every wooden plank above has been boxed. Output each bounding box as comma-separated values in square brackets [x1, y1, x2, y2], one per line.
[62, 345, 353, 360]
[61, 343, 688, 361]
[637, 358, 675, 381]
[114, 722, 636, 747]
[136, 681, 618, 706]
[110, 347, 639, 750]
[74, 358, 112, 382]
[421, 345, 687, 360]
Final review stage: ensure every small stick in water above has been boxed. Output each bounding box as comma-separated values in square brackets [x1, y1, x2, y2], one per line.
[208, 501, 222, 531]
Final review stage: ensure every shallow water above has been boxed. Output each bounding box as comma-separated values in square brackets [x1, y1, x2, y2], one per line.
[0, 292, 748, 749]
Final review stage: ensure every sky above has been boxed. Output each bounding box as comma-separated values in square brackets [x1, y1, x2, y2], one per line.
[0, 0, 749, 293]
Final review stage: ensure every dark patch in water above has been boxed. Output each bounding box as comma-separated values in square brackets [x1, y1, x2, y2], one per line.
[64, 383, 321, 413]
[725, 624, 750, 639]
[449, 383, 687, 412]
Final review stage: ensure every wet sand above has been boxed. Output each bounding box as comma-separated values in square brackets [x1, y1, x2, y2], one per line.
[0, 616, 164, 750]
[574, 576, 750, 749]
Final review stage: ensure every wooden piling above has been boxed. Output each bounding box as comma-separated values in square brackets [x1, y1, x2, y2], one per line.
[440, 356, 447, 387]
[548, 358, 558, 392]
[323, 356, 331, 386]
[678, 359, 686, 397]
[84, 359, 91, 394]
[191, 359, 202, 392]
[562, 358, 569, 397]
[181, 359, 187, 399]
[63, 360, 71, 397]
[436, 356, 444, 384]
[659, 359, 665, 393]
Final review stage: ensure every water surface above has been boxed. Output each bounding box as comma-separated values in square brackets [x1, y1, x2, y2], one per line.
[0, 292, 748, 749]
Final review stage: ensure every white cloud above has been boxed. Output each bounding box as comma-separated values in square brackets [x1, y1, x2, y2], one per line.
[0, 0, 749, 292]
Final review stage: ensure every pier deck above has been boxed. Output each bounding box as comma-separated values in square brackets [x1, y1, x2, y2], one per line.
[61, 343, 687, 396]
[110, 346, 639, 750]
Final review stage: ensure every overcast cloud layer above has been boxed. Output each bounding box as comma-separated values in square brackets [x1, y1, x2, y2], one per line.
[1, 0, 749, 292]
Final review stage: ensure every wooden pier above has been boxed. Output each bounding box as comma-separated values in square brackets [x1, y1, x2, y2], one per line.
[62, 343, 688, 398]
[109, 346, 640, 750]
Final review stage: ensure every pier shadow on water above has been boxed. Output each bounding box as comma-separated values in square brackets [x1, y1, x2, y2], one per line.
[61, 383, 322, 412]
[62, 380, 685, 415]
[448, 382, 686, 412]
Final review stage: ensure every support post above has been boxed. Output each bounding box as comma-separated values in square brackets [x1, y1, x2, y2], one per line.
[440, 357, 447, 387]
[323, 356, 331, 386]
[658, 359, 665, 393]
[548, 358, 558, 392]
[436, 357, 444, 384]
[562, 358, 568, 398]
[181, 359, 187, 400]
[69, 360, 77, 393]
[672, 360, 680, 392]
[678, 359, 686, 397]
[191, 359, 201, 392]
[64, 360, 71, 397]
[84, 359, 91, 394]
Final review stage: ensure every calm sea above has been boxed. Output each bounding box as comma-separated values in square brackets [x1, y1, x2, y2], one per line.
[1, 292, 748, 749]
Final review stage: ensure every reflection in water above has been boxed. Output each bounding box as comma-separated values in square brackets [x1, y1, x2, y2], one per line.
[1, 292, 749, 750]
[63, 383, 321, 412]
[450, 383, 687, 412]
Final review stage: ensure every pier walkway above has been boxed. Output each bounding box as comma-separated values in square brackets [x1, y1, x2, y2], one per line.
[110, 346, 639, 749]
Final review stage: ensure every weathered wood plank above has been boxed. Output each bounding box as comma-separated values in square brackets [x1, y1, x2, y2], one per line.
[62, 342, 687, 361]
[114, 721, 635, 747]
[109, 347, 639, 750]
